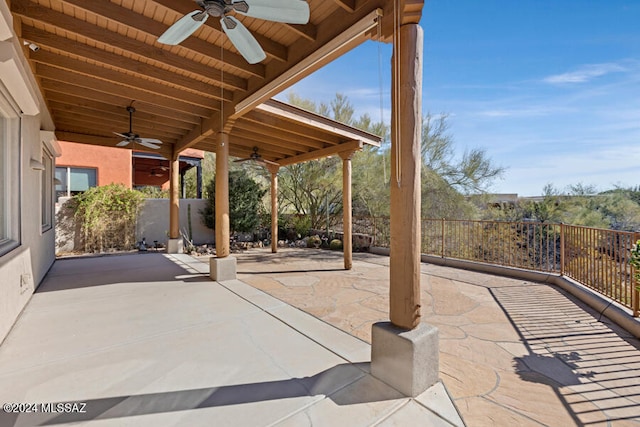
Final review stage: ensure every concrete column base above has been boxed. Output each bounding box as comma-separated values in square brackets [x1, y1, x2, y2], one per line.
[210, 257, 237, 281]
[371, 321, 439, 397]
[167, 238, 183, 254]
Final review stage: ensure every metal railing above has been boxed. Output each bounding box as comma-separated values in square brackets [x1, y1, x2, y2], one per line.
[352, 216, 640, 317]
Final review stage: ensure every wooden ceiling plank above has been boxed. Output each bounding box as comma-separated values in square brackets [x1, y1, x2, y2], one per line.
[151, 0, 289, 63]
[240, 111, 341, 147]
[57, 0, 265, 78]
[32, 52, 222, 110]
[11, 0, 248, 91]
[259, 99, 381, 146]
[22, 26, 234, 102]
[278, 140, 363, 166]
[232, 121, 330, 151]
[228, 131, 300, 157]
[229, 138, 292, 160]
[42, 83, 201, 125]
[36, 65, 214, 117]
[45, 93, 194, 131]
[50, 105, 186, 138]
[333, 0, 357, 12]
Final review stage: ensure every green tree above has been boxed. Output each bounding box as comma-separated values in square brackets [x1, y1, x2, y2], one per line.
[422, 113, 505, 194]
[201, 170, 266, 234]
[279, 158, 343, 229]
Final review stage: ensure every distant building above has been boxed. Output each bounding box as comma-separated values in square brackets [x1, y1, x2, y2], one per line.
[54, 141, 204, 201]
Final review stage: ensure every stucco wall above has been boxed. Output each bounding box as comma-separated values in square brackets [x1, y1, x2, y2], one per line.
[56, 140, 132, 187]
[136, 199, 214, 246]
[0, 10, 57, 344]
[55, 198, 214, 254]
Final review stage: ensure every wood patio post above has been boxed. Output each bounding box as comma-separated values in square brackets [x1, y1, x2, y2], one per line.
[215, 132, 230, 258]
[267, 164, 279, 253]
[167, 148, 182, 253]
[340, 150, 355, 270]
[389, 22, 423, 330]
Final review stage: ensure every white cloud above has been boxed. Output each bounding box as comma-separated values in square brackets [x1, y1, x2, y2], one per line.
[543, 62, 628, 84]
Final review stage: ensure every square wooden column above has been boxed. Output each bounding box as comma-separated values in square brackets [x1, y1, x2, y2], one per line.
[215, 132, 230, 258]
[389, 23, 423, 329]
[267, 164, 279, 253]
[372, 22, 438, 399]
[210, 132, 235, 280]
[340, 150, 356, 270]
[167, 149, 182, 253]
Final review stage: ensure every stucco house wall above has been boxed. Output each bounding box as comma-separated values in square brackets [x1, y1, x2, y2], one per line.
[0, 2, 58, 344]
[56, 140, 133, 187]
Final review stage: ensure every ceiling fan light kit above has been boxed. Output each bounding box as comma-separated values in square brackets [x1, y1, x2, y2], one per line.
[158, 0, 310, 64]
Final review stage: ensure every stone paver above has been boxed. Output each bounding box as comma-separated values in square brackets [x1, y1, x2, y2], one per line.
[234, 248, 640, 427]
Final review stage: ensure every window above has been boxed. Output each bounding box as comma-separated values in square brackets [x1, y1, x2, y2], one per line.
[0, 82, 20, 255]
[55, 167, 97, 202]
[41, 147, 54, 231]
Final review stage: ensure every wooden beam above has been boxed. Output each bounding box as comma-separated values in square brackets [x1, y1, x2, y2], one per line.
[11, 0, 249, 91]
[234, 9, 382, 116]
[258, 100, 381, 146]
[31, 52, 222, 110]
[231, 122, 328, 151]
[52, 110, 183, 139]
[240, 112, 336, 148]
[333, 0, 357, 12]
[228, 135, 299, 158]
[36, 64, 214, 118]
[41, 82, 201, 125]
[22, 26, 234, 102]
[45, 95, 194, 131]
[277, 140, 363, 167]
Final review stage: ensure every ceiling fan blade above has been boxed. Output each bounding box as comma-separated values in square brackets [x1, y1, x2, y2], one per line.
[116, 140, 131, 147]
[232, 0, 310, 25]
[262, 158, 280, 166]
[139, 138, 163, 145]
[234, 157, 252, 163]
[158, 10, 208, 45]
[221, 16, 266, 64]
[138, 142, 161, 150]
[113, 131, 129, 138]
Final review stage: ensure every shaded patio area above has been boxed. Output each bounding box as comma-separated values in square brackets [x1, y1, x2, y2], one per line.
[235, 248, 640, 426]
[0, 252, 461, 427]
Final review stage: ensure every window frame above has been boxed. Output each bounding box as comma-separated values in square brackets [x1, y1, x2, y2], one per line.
[0, 82, 21, 256]
[41, 146, 54, 232]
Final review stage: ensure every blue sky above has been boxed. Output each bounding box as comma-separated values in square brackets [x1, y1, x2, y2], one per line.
[282, 1, 640, 196]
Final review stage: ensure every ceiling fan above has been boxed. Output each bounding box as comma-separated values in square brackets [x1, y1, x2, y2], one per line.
[114, 106, 163, 150]
[157, 0, 310, 64]
[234, 146, 278, 166]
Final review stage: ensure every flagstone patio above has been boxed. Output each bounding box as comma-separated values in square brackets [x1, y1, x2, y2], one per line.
[234, 248, 640, 426]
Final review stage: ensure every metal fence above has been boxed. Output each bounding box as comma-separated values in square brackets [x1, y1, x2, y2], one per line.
[352, 216, 640, 316]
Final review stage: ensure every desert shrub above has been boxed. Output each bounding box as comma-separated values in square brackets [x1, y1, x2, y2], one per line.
[74, 183, 144, 252]
[330, 239, 343, 250]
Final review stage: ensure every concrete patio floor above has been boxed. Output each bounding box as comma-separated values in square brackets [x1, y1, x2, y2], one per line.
[234, 248, 640, 427]
[0, 252, 462, 427]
